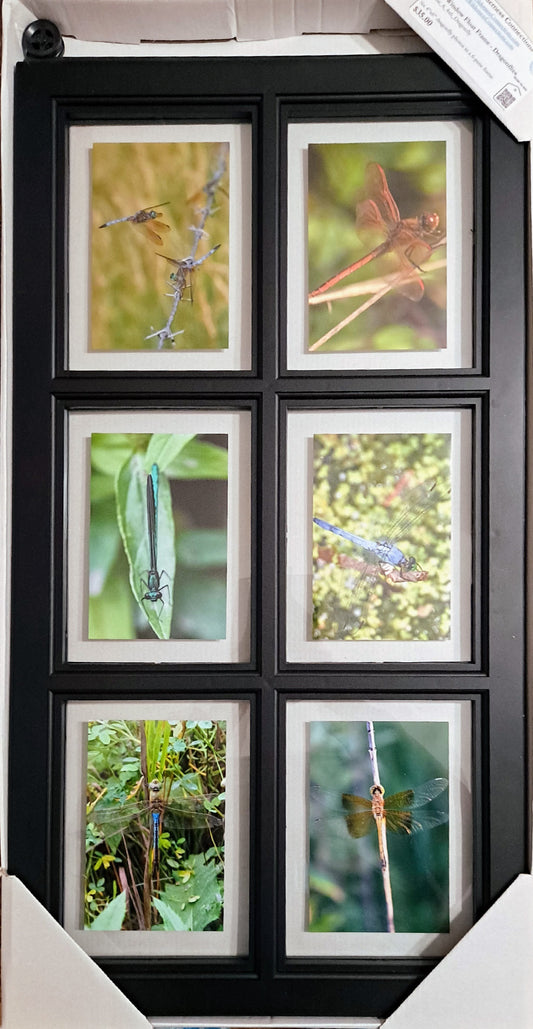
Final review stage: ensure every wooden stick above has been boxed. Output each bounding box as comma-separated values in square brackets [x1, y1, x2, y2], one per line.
[366, 721, 395, 933]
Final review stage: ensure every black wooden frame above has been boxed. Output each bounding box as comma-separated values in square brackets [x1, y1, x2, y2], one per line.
[10, 51, 528, 1020]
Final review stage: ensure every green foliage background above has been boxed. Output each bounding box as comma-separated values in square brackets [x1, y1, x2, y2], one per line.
[89, 432, 228, 641]
[91, 141, 229, 351]
[312, 432, 451, 641]
[309, 720, 449, 933]
[308, 140, 446, 353]
[85, 718, 226, 931]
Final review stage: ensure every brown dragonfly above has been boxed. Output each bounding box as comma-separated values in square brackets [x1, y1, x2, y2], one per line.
[309, 162, 441, 301]
[99, 203, 172, 246]
[342, 777, 449, 867]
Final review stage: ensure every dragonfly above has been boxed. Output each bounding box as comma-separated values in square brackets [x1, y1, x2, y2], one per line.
[147, 779, 164, 878]
[309, 162, 441, 300]
[87, 778, 225, 877]
[309, 776, 448, 933]
[86, 779, 225, 931]
[99, 203, 172, 245]
[156, 243, 221, 297]
[342, 777, 449, 850]
[310, 778, 448, 881]
[313, 476, 445, 613]
[141, 463, 170, 613]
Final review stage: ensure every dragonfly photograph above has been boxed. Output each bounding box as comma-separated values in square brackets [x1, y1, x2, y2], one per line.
[88, 431, 228, 641]
[312, 431, 451, 642]
[308, 719, 449, 934]
[91, 139, 230, 352]
[307, 139, 447, 354]
[84, 718, 226, 932]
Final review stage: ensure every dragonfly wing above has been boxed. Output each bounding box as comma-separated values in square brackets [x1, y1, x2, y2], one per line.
[382, 779, 449, 834]
[384, 477, 448, 549]
[314, 519, 404, 635]
[87, 801, 149, 854]
[136, 221, 171, 246]
[396, 275, 425, 301]
[344, 811, 375, 838]
[314, 519, 384, 632]
[88, 791, 224, 851]
[385, 807, 449, 834]
[364, 162, 401, 226]
[407, 777, 449, 808]
[384, 779, 448, 811]
[341, 792, 373, 812]
[355, 197, 389, 253]
[341, 793, 374, 838]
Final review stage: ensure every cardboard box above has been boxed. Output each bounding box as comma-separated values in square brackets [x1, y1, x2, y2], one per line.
[21, 0, 405, 44]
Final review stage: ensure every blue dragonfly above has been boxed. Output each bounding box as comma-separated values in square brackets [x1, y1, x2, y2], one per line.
[313, 476, 448, 634]
[86, 777, 225, 929]
[87, 777, 225, 879]
[141, 463, 170, 615]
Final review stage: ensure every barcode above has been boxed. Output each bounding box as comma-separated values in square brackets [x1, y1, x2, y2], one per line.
[494, 86, 517, 109]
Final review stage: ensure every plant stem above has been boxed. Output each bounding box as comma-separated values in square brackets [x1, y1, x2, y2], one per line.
[366, 720, 395, 933]
[139, 721, 153, 927]
[148, 143, 228, 349]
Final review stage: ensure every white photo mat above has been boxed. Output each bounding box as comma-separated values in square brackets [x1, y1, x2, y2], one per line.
[66, 409, 251, 663]
[286, 119, 473, 371]
[285, 407, 472, 664]
[285, 697, 472, 958]
[68, 123, 252, 371]
[63, 699, 250, 957]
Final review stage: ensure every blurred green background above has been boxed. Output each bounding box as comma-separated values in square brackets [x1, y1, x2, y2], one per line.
[308, 140, 446, 353]
[309, 720, 449, 934]
[91, 141, 229, 351]
[89, 432, 228, 641]
[312, 432, 451, 642]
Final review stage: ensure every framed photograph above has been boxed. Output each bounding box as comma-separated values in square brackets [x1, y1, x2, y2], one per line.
[63, 698, 250, 957]
[285, 406, 472, 663]
[68, 123, 252, 372]
[284, 698, 472, 958]
[286, 120, 473, 372]
[11, 51, 527, 1020]
[66, 409, 251, 663]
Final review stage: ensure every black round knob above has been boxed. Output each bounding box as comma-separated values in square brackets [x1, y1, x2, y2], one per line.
[22, 20, 64, 60]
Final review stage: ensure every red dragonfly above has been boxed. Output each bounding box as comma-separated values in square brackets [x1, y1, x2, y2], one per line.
[99, 203, 171, 246]
[342, 778, 449, 867]
[309, 162, 441, 301]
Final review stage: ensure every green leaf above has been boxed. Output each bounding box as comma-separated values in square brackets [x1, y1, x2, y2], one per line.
[88, 891, 127, 930]
[176, 529, 227, 569]
[157, 853, 223, 931]
[145, 434, 196, 474]
[116, 455, 176, 640]
[88, 572, 134, 640]
[90, 434, 141, 476]
[145, 720, 172, 780]
[167, 439, 228, 480]
[152, 896, 188, 931]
